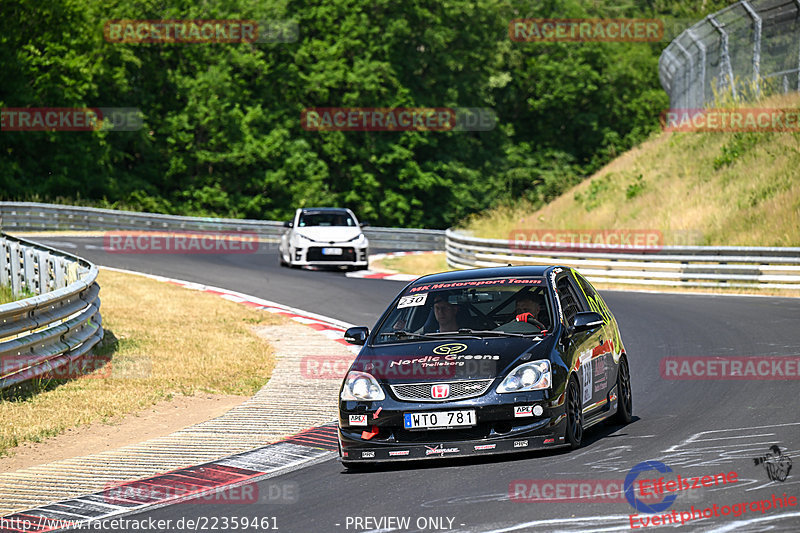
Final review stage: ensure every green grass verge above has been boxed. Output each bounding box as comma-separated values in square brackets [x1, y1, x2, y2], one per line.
[460, 93, 800, 247]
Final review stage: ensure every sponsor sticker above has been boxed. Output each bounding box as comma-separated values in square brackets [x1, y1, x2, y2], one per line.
[353, 354, 498, 381]
[361, 451, 375, 458]
[425, 445, 460, 456]
[432, 343, 468, 355]
[397, 293, 427, 309]
[514, 440, 529, 448]
[349, 414, 368, 427]
[514, 405, 534, 418]
[389, 450, 410, 457]
[474, 444, 497, 451]
[580, 350, 592, 405]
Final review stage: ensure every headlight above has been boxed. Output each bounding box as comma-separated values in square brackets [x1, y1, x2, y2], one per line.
[496, 360, 551, 393]
[348, 233, 367, 245]
[341, 371, 385, 401]
[292, 234, 313, 245]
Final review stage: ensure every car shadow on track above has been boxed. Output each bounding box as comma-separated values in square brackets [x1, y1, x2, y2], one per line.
[340, 416, 642, 474]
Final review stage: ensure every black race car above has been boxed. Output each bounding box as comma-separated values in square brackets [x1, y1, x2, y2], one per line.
[337, 265, 632, 466]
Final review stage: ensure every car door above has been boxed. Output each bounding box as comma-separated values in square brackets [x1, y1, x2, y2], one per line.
[555, 271, 605, 410]
[572, 270, 615, 405]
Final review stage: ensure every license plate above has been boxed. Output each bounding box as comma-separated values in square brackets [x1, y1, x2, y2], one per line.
[322, 247, 343, 255]
[403, 410, 476, 429]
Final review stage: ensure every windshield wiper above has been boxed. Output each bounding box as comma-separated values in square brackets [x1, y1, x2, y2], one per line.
[379, 330, 440, 340]
[419, 330, 483, 339]
[450, 329, 544, 339]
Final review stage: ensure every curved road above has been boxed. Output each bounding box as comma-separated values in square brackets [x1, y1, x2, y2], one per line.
[38, 237, 800, 532]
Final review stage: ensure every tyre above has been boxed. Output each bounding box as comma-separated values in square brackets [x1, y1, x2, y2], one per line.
[565, 376, 583, 449]
[612, 355, 633, 424]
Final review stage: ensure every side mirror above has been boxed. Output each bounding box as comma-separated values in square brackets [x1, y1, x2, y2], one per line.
[359, 222, 370, 228]
[569, 312, 604, 334]
[344, 326, 369, 345]
[283, 221, 293, 228]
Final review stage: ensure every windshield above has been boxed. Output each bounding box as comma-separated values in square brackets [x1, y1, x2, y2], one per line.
[374, 277, 552, 344]
[298, 211, 356, 227]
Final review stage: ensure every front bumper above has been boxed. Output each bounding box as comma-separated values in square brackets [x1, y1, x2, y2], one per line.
[339, 423, 567, 462]
[338, 390, 568, 462]
[291, 245, 368, 267]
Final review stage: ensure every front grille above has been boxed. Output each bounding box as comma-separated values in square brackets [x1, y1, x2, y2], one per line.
[307, 246, 356, 262]
[390, 379, 494, 402]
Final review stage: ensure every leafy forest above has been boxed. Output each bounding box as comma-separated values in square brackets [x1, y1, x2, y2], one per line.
[1, 0, 730, 228]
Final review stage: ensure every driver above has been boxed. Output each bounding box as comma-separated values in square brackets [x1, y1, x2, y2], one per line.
[513, 292, 548, 328]
[391, 292, 464, 333]
[432, 293, 461, 332]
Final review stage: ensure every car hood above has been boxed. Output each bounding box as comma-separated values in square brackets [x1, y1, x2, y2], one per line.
[294, 226, 362, 243]
[352, 336, 555, 384]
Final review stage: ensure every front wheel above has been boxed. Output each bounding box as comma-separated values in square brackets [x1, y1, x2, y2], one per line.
[565, 376, 583, 449]
[613, 356, 633, 424]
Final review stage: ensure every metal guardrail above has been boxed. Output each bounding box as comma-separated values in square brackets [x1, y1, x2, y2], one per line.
[446, 229, 800, 290]
[0, 233, 103, 389]
[660, 0, 800, 109]
[0, 202, 445, 251]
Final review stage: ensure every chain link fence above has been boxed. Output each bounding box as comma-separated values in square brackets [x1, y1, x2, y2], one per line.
[660, 0, 800, 109]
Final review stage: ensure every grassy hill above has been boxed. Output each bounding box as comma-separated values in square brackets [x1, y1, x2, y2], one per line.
[461, 93, 800, 247]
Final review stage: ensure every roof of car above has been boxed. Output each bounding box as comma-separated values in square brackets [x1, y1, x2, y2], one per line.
[298, 207, 351, 213]
[411, 266, 558, 285]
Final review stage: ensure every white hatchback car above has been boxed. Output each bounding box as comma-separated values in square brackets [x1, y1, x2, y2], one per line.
[279, 208, 369, 270]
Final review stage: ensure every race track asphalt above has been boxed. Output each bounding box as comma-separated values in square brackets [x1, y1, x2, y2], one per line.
[36, 237, 800, 532]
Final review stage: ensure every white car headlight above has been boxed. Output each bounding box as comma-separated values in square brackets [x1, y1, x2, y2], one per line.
[346, 233, 367, 245]
[341, 371, 385, 401]
[292, 234, 313, 245]
[497, 360, 551, 393]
